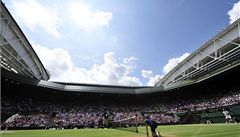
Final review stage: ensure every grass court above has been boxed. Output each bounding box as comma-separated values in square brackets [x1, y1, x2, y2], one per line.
[0, 124, 239, 137]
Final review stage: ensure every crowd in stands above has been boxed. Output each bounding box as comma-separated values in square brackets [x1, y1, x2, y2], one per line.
[1, 90, 239, 128]
[166, 90, 240, 113]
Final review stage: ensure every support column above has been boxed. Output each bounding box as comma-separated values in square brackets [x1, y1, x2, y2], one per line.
[238, 22, 240, 42]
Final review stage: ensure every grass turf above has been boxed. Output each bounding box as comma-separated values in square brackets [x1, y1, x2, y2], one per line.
[0, 124, 239, 137]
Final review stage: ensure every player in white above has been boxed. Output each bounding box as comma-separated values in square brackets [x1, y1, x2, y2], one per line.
[1, 113, 21, 130]
[222, 109, 236, 124]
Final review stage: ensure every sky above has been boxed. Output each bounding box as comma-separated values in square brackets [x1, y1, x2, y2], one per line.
[3, 0, 240, 86]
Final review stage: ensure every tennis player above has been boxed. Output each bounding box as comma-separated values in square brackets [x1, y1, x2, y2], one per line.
[1, 112, 21, 130]
[145, 115, 160, 137]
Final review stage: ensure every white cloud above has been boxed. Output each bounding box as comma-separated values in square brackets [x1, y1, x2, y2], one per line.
[141, 69, 162, 86]
[141, 70, 153, 79]
[32, 42, 141, 86]
[141, 53, 190, 86]
[162, 53, 190, 74]
[123, 57, 137, 64]
[147, 75, 162, 86]
[228, 1, 240, 24]
[92, 10, 113, 26]
[69, 2, 113, 30]
[11, 0, 61, 38]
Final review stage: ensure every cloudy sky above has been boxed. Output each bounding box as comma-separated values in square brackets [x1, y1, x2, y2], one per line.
[3, 0, 240, 86]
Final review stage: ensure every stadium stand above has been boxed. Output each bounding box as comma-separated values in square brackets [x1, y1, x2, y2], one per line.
[1, 0, 240, 132]
[1, 79, 240, 129]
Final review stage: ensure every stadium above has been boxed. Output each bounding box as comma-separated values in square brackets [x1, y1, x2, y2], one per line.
[1, 1, 240, 137]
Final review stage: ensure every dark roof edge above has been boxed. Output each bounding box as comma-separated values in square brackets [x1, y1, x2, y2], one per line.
[1, 1, 50, 80]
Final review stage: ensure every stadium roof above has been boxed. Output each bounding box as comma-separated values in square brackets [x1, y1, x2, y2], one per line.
[0, 1, 50, 81]
[155, 18, 240, 90]
[1, 1, 240, 94]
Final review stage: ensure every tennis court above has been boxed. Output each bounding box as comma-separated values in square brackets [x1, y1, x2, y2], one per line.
[1, 124, 239, 137]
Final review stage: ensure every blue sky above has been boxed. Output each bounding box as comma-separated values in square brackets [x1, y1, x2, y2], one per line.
[4, 0, 240, 86]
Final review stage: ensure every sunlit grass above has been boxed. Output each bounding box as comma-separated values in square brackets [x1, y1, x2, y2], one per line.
[0, 124, 239, 137]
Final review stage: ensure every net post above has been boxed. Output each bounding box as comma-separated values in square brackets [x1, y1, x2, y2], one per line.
[146, 124, 149, 137]
[135, 114, 138, 133]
